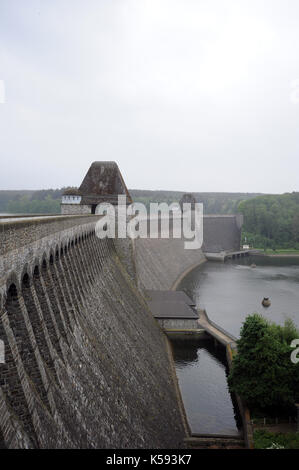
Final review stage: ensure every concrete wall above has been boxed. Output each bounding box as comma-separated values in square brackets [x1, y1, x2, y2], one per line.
[0, 217, 184, 448]
[156, 319, 199, 330]
[202, 215, 243, 253]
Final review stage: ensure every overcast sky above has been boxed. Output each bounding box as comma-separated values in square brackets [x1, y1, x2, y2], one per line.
[1, 0, 299, 193]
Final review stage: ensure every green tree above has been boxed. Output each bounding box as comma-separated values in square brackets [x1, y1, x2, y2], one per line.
[292, 212, 299, 242]
[239, 193, 299, 249]
[228, 314, 299, 410]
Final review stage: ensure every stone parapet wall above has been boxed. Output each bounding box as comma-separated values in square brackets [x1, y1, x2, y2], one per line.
[0, 215, 99, 256]
[61, 204, 91, 215]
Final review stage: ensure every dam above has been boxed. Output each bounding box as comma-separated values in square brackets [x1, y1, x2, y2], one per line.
[0, 162, 245, 449]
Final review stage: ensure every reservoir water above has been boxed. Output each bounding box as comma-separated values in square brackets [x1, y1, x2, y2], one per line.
[172, 255, 299, 436]
[178, 255, 299, 337]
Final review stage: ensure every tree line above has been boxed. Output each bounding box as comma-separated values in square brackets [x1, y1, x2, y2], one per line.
[0, 188, 261, 215]
[0, 189, 63, 214]
[239, 192, 299, 249]
[130, 190, 261, 214]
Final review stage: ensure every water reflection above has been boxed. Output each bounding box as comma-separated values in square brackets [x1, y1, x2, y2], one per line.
[171, 337, 241, 436]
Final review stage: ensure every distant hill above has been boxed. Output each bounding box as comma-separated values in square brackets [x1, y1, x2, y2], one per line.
[0, 188, 264, 215]
[130, 189, 264, 214]
[239, 192, 299, 249]
[0, 189, 64, 213]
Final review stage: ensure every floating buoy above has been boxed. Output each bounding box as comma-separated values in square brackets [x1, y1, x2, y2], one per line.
[262, 297, 271, 308]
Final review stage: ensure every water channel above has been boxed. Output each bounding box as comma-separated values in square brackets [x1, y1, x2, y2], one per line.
[171, 255, 299, 435]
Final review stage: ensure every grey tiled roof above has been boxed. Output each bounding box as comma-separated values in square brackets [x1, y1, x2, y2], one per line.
[145, 290, 196, 306]
[146, 290, 199, 319]
[79, 161, 132, 205]
[148, 300, 199, 319]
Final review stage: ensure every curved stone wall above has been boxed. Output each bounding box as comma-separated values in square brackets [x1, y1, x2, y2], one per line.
[134, 238, 206, 291]
[0, 217, 184, 448]
[133, 214, 243, 291]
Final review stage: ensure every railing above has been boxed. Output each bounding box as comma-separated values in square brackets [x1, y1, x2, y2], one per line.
[250, 416, 297, 426]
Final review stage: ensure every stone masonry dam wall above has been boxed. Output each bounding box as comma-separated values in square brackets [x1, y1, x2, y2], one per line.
[133, 214, 243, 291]
[135, 238, 206, 291]
[0, 216, 184, 448]
[202, 215, 243, 254]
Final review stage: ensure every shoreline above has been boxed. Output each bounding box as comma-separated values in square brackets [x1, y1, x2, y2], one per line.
[254, 252, 299, 258]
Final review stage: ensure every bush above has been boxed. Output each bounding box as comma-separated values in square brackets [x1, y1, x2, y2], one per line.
[228, 314, 299, 410]
[254, 430, 299, 449]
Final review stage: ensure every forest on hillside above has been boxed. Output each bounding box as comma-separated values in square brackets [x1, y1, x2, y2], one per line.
[239, 192, 299, 249]
[130, 190, 262, 214]
[2, 189, 299, 250]
[0, 189, 64, 214]
[0, 189, 261, 215]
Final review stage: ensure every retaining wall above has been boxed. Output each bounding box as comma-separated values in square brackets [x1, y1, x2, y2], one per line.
[202, 215, 243, 253]
[156, 319, 200, 330]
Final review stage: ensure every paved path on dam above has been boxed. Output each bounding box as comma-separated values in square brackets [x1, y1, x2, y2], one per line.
[0, 215, 66, 223]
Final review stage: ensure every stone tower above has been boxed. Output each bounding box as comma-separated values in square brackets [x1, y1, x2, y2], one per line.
[61, 161, 132, 215]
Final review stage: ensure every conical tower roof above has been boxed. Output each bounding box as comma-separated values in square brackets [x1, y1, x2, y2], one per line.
[79, 161, 132, 205]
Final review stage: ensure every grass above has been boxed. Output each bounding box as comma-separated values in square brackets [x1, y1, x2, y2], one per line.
[254, 429, 299, 449]
[254, 248, 299, 255]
